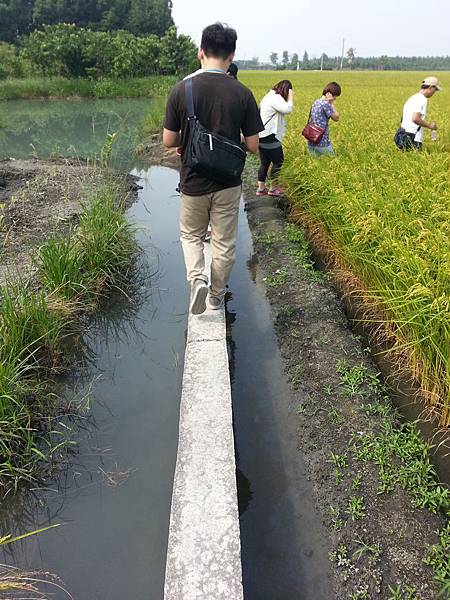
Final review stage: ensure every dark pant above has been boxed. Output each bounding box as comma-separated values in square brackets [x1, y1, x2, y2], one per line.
[396, 129, 422, 151]
[404, 132, 422, 151]
[258, 136, 284, 182]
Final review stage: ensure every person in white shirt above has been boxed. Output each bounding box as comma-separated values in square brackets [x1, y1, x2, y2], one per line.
[257, 80, 294, 196]
[400, 76, 442, 150]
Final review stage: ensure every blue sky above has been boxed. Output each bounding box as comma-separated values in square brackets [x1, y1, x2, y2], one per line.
[172, 0, 450, 61]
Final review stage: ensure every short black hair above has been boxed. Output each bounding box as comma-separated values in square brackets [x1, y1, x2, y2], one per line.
[323, 81, 341, 97]
[200, 23, 237, 60]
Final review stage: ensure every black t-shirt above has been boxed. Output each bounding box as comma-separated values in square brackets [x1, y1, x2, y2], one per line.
[164, 72, 264, 196]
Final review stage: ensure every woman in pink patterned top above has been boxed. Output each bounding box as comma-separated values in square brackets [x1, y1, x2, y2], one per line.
[307, 81, 341, 156]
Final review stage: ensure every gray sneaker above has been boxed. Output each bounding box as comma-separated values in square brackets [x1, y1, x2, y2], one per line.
[190, 279, 208, 315]
[208, 294, 224, 310]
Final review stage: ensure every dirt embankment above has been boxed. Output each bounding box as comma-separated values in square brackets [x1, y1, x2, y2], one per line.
[0, 158, 140, 287]
[135, 132, 180, 168]
[242, 169, 448, 599]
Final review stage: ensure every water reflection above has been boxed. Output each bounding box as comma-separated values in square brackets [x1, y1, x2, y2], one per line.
[0, 98, 151, 169]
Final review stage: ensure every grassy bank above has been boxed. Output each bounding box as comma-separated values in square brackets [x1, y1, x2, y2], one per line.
[141, 96, 167, 136]
[241, 70, 450, 427]
[0, 182, 137, 495]
[0, 75, 176, 100]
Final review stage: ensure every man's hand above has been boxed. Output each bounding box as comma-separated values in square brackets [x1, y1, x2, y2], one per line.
[412, 113, 436, 130]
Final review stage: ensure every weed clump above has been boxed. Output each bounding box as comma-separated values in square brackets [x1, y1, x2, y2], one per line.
[0, 182, 137, 495]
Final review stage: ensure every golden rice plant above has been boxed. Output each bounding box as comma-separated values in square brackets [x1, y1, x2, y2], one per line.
[241, 71, 450, 426]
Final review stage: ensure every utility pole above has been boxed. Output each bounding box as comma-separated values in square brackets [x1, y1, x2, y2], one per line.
[320, 53, 324, 71]
[340, 38, 345, 70]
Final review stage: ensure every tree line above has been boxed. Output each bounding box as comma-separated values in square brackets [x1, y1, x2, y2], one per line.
[0, 0, 173, 42]
[0, 23, 198, 79]
[238, 50, 450, 71]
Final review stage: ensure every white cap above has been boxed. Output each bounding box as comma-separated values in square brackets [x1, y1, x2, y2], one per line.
[422, 76, 442, 91]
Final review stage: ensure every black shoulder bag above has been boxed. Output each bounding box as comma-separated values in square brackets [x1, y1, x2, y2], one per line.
[394, 116, 421, 150]
[184, 77, 246, 186]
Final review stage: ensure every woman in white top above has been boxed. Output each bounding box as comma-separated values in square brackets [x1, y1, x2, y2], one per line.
[257, 80, 294, 196]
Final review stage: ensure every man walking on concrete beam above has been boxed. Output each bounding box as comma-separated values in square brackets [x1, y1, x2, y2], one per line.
[163, 22, 263, 314]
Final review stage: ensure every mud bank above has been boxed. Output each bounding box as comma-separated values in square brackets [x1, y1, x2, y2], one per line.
[0, 158, 139, 286]
[242, 167, 448, 599]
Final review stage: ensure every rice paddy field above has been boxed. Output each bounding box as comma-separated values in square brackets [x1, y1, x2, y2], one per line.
[240, 71, 450, 427]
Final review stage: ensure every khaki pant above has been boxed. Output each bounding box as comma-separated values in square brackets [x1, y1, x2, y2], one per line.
[180, 185, 241, 297]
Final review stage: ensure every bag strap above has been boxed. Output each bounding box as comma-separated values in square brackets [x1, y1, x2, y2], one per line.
[185, 77, 196, 120]
[263, 111, 276, 127]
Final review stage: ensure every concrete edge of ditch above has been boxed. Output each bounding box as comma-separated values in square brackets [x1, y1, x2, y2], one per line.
[164, 245, 243, 600]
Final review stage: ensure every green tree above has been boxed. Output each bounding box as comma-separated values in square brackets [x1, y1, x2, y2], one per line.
[282, 50, 289, 66]
[0, 0, 175, 41]
[158, 26, 197, 75]
[302, 50, 309, 66]
[0, 41, 31, 78]
[346, 47, 356, 69]
[98, 0, 130, 30]
[290, 52, 299, 70]
[0, 0, 34, 42]
[270, 52, 278, 66]
[32, 0, 101, 27]
[126, 0, 173, 36]
[22, 22, 196, 78]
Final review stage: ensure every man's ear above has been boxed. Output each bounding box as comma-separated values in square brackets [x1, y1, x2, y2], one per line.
[198, 48, 204, 61]
[228, 52, 236, 64]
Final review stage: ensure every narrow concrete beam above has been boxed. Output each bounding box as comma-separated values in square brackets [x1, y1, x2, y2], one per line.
[164, 246, 243, 600]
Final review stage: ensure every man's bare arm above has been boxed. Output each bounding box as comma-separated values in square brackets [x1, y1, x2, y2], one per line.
[163, 128, 181, 148]
[412, 112, 436, 130]
[243, 134, 259, 154]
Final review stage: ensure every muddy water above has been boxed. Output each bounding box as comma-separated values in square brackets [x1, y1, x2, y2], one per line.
[0, 100, 332, 599]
